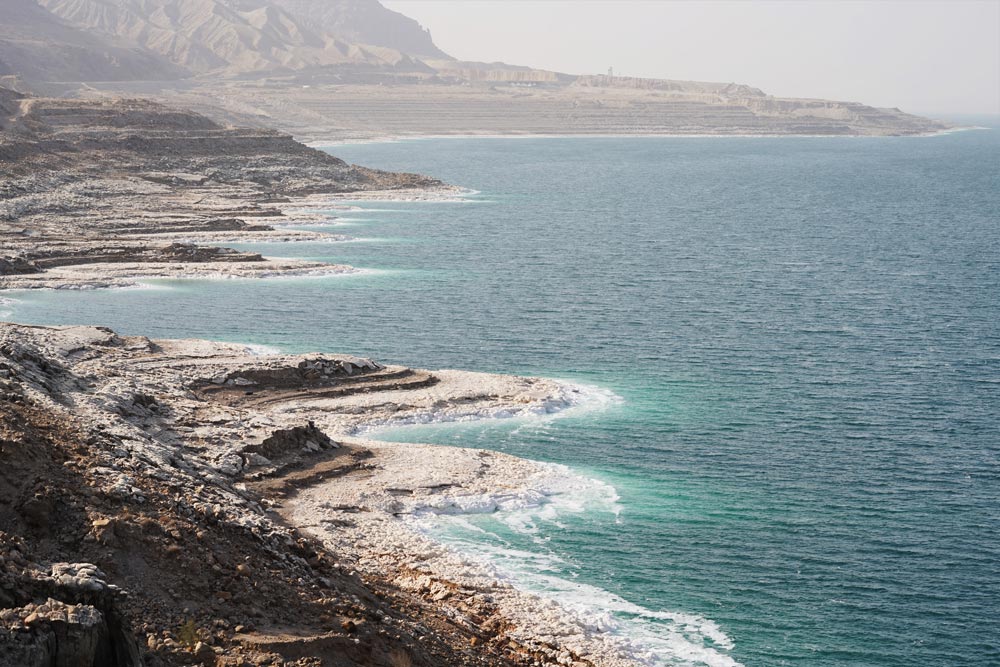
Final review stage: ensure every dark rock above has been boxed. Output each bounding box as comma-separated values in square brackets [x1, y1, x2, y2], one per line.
[0, 256, 39, 275]
[244, 423, 337, 461]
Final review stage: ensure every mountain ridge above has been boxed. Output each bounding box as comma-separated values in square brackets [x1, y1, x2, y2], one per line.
[37, 0, 442, 75]
[0, 0, 187, 82]
[1, 0, 952, 137]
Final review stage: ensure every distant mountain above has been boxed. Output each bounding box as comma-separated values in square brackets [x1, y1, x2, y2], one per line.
[272, 0, 450, 59]
[36, 0, 444, 76]
[1, 0, 948, 137]
[0, 0, 186, 82]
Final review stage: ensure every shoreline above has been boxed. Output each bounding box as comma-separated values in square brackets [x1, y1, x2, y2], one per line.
[0, 184, 465, 292]
[0, 321, 667, 666]
[0, 177, 678, 664]
[0, 100, 739, 663]
[0, 171, 699, 663]
[307, 125, 981, 148]
[283, 440, 653, 667]
[281, 373, 742, 667]
[0, 259, 358, 291]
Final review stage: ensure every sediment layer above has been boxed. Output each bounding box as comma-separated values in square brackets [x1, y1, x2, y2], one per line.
[77, 79, 952, 142]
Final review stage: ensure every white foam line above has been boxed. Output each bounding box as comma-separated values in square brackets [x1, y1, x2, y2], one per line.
[135, 264, 377, 289]
[300, 187, 483, 205]
[336, 209, 406, 213]
[410, 460, 622, 527]
[3, 281, 177, 294]
[356, 380, 622, 437]
[280, 205, 364, 214]
[123, 267, 364, 284]
[192, 236, 354, 245]
[311, 130, 965, 145]
[0, 265, 382, 295]
[226, 266, 377, 281]
[351, 377, 742, 665]
[404, 464, 741, 667]
[242, 343, 283, 356]
[228, 235, 360, 246]
[330, 199, 494, 205]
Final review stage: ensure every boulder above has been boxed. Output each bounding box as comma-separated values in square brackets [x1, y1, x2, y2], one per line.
[243, 422, 337, 462]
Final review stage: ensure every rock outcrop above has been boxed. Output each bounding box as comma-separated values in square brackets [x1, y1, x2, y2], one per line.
[0, 562, 143, 667]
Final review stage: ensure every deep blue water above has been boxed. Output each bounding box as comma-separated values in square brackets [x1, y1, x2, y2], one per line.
[5, 126, 1000, 666]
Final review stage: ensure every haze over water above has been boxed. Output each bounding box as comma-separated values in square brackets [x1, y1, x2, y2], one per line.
[8, 125, 1000, 665]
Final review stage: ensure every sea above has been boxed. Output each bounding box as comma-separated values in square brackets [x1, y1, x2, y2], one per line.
[4, 120, 999, 666]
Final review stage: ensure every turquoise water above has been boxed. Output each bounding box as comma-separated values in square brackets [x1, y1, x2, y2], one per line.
[5, 127, 1000, 666]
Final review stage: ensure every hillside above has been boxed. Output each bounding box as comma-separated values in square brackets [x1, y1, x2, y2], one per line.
[37, 0, 437, 75]
[102, 77, 949, 140]
[0, 0, 185, 82]
[0, 321, 596, 667]
[273, 0, 451, 59]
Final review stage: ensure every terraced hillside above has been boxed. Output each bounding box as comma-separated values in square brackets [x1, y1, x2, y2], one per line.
[135, 78, 950, 140]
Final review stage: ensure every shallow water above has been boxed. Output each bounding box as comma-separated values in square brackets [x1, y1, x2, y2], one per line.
[7, 125, 1000, 666]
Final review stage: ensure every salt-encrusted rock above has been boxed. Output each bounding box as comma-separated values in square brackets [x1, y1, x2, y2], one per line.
[49, 563, 110, 594]
[214, 453, 244, 477]
[244, 453, 271, 468]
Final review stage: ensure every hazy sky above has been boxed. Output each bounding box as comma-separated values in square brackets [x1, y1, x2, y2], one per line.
[383, 0, 1000, 115]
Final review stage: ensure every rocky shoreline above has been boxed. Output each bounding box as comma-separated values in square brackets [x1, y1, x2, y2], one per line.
[0, 323, 635, 667]
[0, 86, 647, 667]
[0, 87, 449, 292]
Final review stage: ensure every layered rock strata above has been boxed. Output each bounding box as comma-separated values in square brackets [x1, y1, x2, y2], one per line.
[0, 89, 441, 291]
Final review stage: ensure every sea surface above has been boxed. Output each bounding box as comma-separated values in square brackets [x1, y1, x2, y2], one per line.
[6, 123, 1000, 666]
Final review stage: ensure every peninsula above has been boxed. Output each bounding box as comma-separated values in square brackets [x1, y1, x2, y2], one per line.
[1, 322, 629, 666]
[0, 87, 440, 291]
